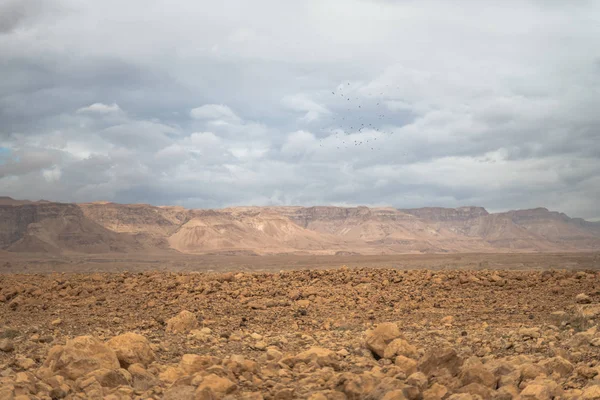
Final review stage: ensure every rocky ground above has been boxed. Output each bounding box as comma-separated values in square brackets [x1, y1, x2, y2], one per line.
[1, 267, 600, 399]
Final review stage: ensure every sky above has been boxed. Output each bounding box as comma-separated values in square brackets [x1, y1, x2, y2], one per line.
[1, 0, 599, 220]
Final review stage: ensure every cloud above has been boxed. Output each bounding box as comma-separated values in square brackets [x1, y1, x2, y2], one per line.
[282, 94, 330, 123]
[190, 104, 240, 122]
[77, 103, 122, 114]
[0, 0, 599, 219]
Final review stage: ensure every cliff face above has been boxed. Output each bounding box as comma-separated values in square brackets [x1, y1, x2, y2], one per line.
[0, 201, 139, 253]
[399, 206, 490, 221]
[0, 197, 598, 255]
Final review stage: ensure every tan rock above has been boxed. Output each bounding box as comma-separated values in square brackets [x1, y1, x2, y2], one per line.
[538, 356, 573, 378]
[419, 347, 463, 377]
[196, 373, 236, 394]
[163, 385, 196, 400]
[382, 389, 409, 400]
[520, 384, 552, 400]
[581, 385, 600, 400]
[106, 332, 155, 368]
[291, 347, 338, 369]
[128, 363, 158, 391]
[179, 354, 219, 375]
[43, 335, 120, 380]
[383, 338, 418, 359]
[394, 355, 418, 376]
[457, 383, 493, 399]
[84, 368, 132, 388]
[576, 293, 592, 304]
[423, 383, 449, 400]
[166, 310, 199, 334]
[459, 364, 497, 388]
[365, 322, 402, 358]
[0, 339, 14, 352]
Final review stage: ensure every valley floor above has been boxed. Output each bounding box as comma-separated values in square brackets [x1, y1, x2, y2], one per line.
[1, 254, 600, 399]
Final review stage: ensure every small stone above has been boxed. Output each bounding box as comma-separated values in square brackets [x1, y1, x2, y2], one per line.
[576, 293, 592, 304]
[51, 318, 63, 326]
[0, 339, 14, 352]
[166, 310, 199, 334]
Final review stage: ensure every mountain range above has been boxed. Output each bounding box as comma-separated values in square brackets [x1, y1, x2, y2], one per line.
[0, 197, 598, 255]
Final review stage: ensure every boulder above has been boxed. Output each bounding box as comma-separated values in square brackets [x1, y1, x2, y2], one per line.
[365, 323, 402, 358]
[383, 338, 418, 360]
[106, 332, 155, 368]
[42, 336, 120, 380]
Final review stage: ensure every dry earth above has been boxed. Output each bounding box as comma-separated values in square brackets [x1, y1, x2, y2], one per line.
[2, 254, 600, 399]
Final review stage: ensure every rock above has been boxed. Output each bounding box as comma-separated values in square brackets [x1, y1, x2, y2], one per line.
[581, 385, 600, 400]
[128, 363, 158, 391]
[290, 347, 338, 369]
[274, 388, 295, 400]
[179, 354, 219, 375]
[42, 335, 120, 380]
[538, 356, 573, 378]
[394, 355, 418, 376]
[519, 327, 541, 339]
[520, 383, 552, 400]
[365, 322, 402, 358]
[84, 368, 132, 388]
[0, 339, 14, 352]
[106, 332, 155, 368]
[51, 318, 63, 326]
[423, 383, 449, 400]
[196, 373, 236, 394]
[163, 385, 196, 400]
[166, 310, 199, 334]
[406, 372, 428, 390]
[381, 390, 409, 400]
[459, 363, 497, 388]
[419, 347, 463, 377]
[576, 293, 592, 304]
[383, 338, 418, 359]
[457, 382, 493, 398]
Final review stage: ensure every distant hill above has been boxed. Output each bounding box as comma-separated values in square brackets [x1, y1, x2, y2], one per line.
[0, 197, 598, 254]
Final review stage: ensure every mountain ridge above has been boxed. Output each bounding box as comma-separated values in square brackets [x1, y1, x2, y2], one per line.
[0, 197, 598, 254]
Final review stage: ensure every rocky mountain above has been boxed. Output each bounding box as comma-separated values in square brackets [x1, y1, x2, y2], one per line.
[0, 197, 598, 254]
[0, 201, 139, 254]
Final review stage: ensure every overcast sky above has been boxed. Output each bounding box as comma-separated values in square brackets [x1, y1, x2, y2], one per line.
[1, 0, 599, 219]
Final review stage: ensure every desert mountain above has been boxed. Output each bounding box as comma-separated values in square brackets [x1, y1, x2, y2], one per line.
[0, 197, 598, 254]
[0, 201, 139, 254]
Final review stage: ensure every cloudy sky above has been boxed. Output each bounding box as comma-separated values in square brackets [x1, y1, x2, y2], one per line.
[1, 0, 599, 219]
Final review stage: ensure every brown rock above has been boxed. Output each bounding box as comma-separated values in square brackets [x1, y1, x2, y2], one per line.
[166, 310, 199, 334]
[0, 339, 14, 352]
[196, 373, 236, 394]
[581, 385, 600, 400]
[457, 382, 493, 399]
[576, 293, 592, 304]
[365, 322, 402, 358]
[538, 356, 573, 378]
[394, 355, 418, 376]
[459, 364, 497, 388]
[179, 354, 219, 375]
[423, 383, 449, 400]
[128, 363, 158, 391]
[163, 385, 196, 400]
[383, 338, 418, 360]
[520, 384, 552, 400]
[291, 347, 338, 369]
[419, 347, 463, 377]
[43, 335, 120, 380]
[84, 368, 132, 388]
[106, 332, 155, 368]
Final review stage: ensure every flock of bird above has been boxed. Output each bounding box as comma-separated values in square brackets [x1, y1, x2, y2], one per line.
[318, 82, 399, 151]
